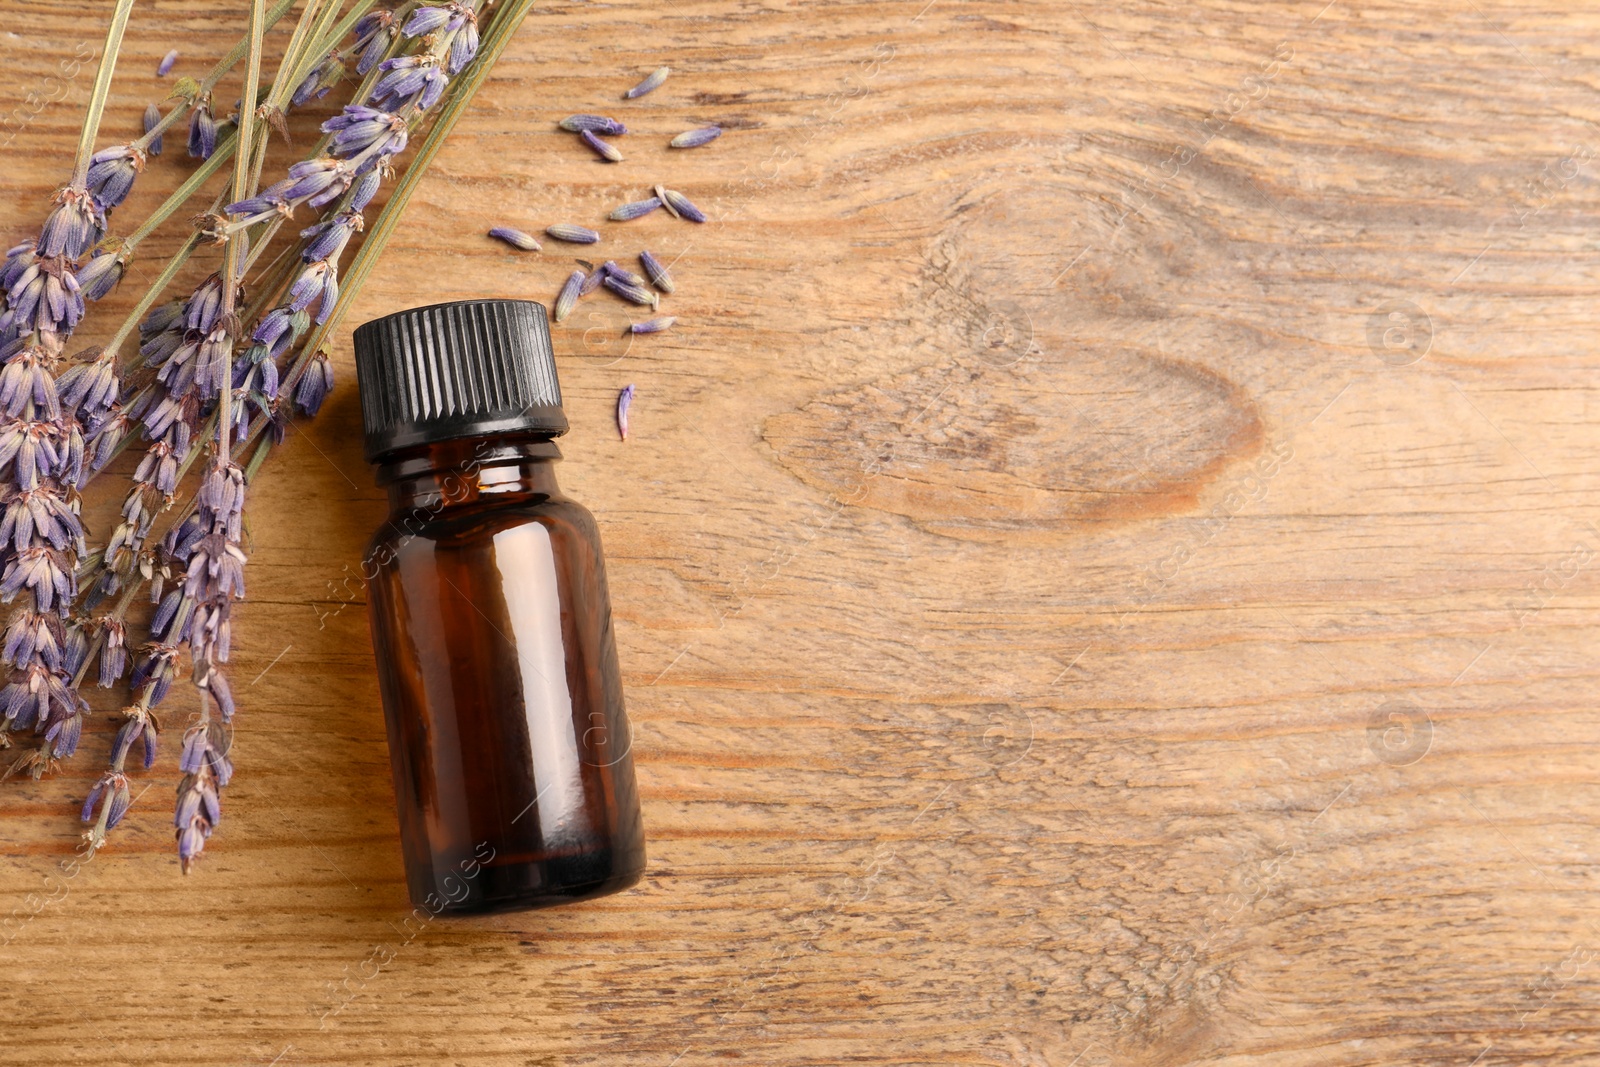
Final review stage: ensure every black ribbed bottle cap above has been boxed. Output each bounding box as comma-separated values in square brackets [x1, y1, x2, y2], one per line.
[353, 299, 568, 462]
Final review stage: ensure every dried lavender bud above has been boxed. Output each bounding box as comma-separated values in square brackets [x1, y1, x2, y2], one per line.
[559, 114, 627, 135]
[639, 250, 676, 294]
[76, 252, 124, 302]
[659, 187, 706, 223]
[294, 352, 335, 416]
[487, 226, 542, 252]
[188, 100, 217, 160]
[603, 274, 659, 308]
[580, 129, 624, 163]
[157, 49, 179, 77]
[616, 384, 635, 441]
[86, 145, 145, 210]
[602, 261, 648, 288]
[654, 184, 679, 219]
[578, 268, 606, 296]
[553, 270, 584, 323]
[609, 197, 661, 221]
[631, 316, 676, 334]
[669, 126, 722, 149]
[545, 224, 600, 244]
[143, 103, 163, 156]
[624, 66, 669, 99]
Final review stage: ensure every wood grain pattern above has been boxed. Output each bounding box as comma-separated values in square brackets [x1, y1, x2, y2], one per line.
[2, 0, 1599, 1064]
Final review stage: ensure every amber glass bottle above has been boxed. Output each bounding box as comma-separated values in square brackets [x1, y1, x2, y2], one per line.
[353, 299, 644, 915]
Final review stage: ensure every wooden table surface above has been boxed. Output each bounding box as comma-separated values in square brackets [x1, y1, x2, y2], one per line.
[3, 1, 1599, 1064]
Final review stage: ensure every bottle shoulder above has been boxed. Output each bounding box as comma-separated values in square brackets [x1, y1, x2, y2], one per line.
[368, 493, 600, 560]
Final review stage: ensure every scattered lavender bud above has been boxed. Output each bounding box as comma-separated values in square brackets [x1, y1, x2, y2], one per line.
[669, 126, 722, 149]
[609, 197, 661, 221]
[578, 268, 606, 296]
[659, 187, 706, 223]
[654, 183, 679, 219]
[157, 49, 179, 77]
[631, 316, 676, 334]
[553, 270, 584, 323]
[616, 384, 634, 441]
[143, 103, 163, 156]
[624, 66, 670, 99]
[639, 250, 676, 294]
[580, 129, 624, 163]
[559, 114, 627, 135]
[487, 226, 542, 252]
[602, 261, 648, 288]
[603, 274, 659, 308]
[546, 223, 600, 244]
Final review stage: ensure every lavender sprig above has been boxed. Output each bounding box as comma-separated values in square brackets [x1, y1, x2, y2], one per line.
[0, 0, 139, 774]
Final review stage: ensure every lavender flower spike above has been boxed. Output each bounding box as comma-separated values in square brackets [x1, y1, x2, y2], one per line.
[487, 227, 541, 252]
[624, 66, 669, 99]
[669, 126, 722, 149]
[545, 224, 600, 245]
[631, 316, 676, 334]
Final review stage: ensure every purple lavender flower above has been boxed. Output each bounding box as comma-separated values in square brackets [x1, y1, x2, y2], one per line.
[37, 188, 104, 259]
[487, 226, 540, 252]
[86, 145, 146, 210]
[631, 316, 677, 334]
[372, 56, 446, 110]
[447, 14, 479, 73]
[174, 720, 230, 873]
[624, 66, 669, 99]
[552, 270, 583, 323]
[603, 274, 659, 308]
[322, 105, 408, 159]
[187, 99, 217, 160]
[616, 384, 635, 440]
[82, 771, 131, 828]
[156, 49, 179, 77]
[300, 212, 361, 263]
[639, 250, 676, 294]
[76, 251, 124, 302]
[602, 261, 648, 288]
[292, 52, 346, 107]
[580, 129, 623, 163]
[403, 4, 454, 36]
[294, 352, 334, 416]
[669, 126, 722, 149]
[354, 10, 396, 74]
[545, 223, 600, 244]
[559, 115, 627, 135]
[349, 169, 383, 212]
[143, 103, 164, 156]
[608, 197, 661, 221]
[58, 352, 120, 419]
[659, 187, 707, 224]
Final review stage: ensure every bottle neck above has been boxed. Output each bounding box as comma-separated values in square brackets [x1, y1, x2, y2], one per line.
[375, 433, 564, 513]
